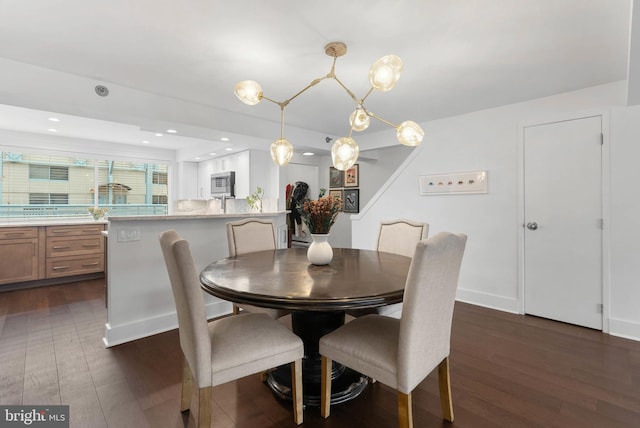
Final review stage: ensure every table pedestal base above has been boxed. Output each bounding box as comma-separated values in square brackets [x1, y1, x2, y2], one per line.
[267, 365, 368, 407]
[266, 310, 368, 406]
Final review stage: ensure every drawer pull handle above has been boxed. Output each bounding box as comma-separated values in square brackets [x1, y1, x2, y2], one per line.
[83, 229, 100, 233]
[52, 265, 70, 270]
[6, 233, 26, 237]
[82, 262, 99, 267]
[53, 245, 71, 249]
[51, 230, 71, 234]
[82, 243, 99, 247]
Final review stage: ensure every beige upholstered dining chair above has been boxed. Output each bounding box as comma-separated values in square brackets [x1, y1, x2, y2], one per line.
[226, 218, 289, 318]
[159, 230, 304, 428]
[320, 232, 467, 428]
[348, 219, 429, 319]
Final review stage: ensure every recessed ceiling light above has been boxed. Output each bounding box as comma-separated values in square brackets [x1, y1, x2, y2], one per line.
[48, 117, 60, 122]
[48, 128, 58, 132]
[225, 147, 233, 151]
[142, 140, 150, 144]
[220, 137, 230, 142]
[195, 157, 201, 160]
[155, 133, 163, 137]
[302, 152, 315, 156]
[209, 152, 216, 156]
[166, 129, 177, 134]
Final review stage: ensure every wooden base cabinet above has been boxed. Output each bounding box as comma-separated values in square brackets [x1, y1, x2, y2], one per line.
[0, 223, 105, 286]
[0, 227, 43, 285]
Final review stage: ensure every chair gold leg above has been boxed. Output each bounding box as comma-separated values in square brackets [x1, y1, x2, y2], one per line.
[291, 359, 303, 425]
[320, 356, 332, 418]
[232, 304, 240, 315]
[180, 357, 192, 412]
[438, 357, 455, 422]
[398, 391, 413, 428]
[197, 386, 212, 428]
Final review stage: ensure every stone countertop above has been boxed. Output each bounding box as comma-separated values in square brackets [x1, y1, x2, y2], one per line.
[107, 211, 288, 222]
[0, 218, 108, 228]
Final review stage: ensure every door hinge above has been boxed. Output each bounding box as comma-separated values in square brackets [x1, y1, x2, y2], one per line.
[597, 303, 603, 313]
[599, 218, 604, 229]
[600, 133, 604, 145]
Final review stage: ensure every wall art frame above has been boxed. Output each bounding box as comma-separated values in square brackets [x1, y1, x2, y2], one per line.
[329, 167, 343, 188]
[343, 188, 360, 213]
[344, 163, 359, 187]
[418, 170, 488, 195]
[329, 189, 344, 211]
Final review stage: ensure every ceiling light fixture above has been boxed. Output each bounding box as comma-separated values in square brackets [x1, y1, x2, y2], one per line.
[166, 129, 177, 134]
[234, 41, 424, 170]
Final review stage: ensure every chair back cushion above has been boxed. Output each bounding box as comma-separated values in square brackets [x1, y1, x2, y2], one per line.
[377, 220, 429, 258]
[397, 232, 467, 393]
[227, 219, 276, 256]
[159, 230, 212, 387]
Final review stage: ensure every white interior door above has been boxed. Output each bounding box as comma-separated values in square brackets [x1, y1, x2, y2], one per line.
[523, 116, 602, 329]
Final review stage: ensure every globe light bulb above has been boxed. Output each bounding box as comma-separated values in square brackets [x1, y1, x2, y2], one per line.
[396, 121, 424, 146]
[331, 137, 359, 171]
[349, 108, 370, 132]
[234, 80, 263, 105]
[270, 138, 294, 166]
[369, 55, 403, 92]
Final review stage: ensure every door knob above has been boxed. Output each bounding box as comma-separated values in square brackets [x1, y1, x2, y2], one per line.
[526, 222, 538, 230]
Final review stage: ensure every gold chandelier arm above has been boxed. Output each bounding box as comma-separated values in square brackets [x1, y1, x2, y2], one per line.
[283, 76, 329, 106]
[280, 106, 286, 139]
[359, 87, 375, 104]
[332, 75, 359, 103]
[368, 111, 399, 129]
[261, 95, 283, 106]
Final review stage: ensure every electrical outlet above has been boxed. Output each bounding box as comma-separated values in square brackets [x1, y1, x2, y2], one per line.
[117, 228, 140, 242]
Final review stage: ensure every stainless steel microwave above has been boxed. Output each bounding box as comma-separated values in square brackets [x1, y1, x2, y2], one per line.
[210, 171, 235, 197]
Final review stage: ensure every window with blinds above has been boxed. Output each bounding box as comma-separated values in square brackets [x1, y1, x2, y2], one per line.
[0, 152, 169, 219]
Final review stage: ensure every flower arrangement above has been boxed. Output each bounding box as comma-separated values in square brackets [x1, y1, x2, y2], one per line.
[246, 186, 264, 212]
[297, 194, 341, 234]
[88, 206, 108, 220]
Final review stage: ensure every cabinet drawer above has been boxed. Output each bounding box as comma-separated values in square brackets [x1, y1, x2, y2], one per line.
[46, 254, 104, 278]
[47, 236, 104, 257]
[46, 225, 105, 237]
[0, 227, 39, 240]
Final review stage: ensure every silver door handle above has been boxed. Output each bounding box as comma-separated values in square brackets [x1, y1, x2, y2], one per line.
[526, 222, 538, 230]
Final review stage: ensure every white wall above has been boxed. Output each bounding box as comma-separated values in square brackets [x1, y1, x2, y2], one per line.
[353, 81, 640, 340]
[608, 105, 640, 339]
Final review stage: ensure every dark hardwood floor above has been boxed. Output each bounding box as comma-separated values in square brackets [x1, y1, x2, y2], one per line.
[1, 279, 639, 428]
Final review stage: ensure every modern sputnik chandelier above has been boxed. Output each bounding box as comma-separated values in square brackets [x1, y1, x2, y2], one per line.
[234, 42, 425, 171]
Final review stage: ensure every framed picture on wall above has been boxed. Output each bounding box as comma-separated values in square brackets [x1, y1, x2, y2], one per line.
[329, 189, 344, 211]
[329, 167, 343, 188]
[344, 164, 359, 187]
[343, 189, 359, 213]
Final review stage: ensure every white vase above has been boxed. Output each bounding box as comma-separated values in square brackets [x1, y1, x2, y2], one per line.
[307, 233, 333, 265]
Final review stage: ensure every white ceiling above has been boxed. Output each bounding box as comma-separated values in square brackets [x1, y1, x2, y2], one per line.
[0, 0, 633, 159]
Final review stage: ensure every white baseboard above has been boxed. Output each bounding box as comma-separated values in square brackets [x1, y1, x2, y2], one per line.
[455, 287, 520, 314]
[102, 300, 232, 347]
[608, 317, 640, 342]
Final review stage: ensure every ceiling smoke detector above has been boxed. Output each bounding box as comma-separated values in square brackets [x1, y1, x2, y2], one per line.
[95, 85, 109, 97]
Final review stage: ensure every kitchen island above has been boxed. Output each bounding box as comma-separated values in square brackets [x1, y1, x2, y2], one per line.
[103, 212, 287, 347]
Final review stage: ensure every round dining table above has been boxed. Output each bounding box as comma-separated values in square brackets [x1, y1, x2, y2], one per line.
[200, 247, 411, 406]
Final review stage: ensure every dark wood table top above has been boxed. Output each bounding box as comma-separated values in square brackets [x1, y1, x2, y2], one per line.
[200, 247, 411, 311]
